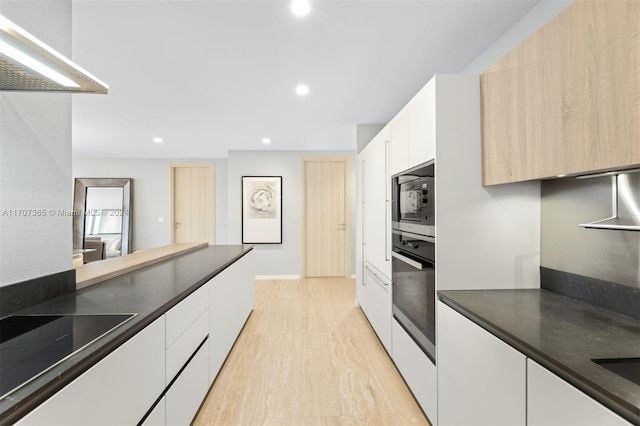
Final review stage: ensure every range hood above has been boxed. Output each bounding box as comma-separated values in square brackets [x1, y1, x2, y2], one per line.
[578, 168, 640, 232]
[0, 15, 108, 94]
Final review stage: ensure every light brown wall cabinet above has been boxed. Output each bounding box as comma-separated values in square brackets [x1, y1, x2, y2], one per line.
[481, 0, 640, 186]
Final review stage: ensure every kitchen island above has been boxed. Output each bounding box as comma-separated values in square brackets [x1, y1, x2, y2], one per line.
[0, 244, 255, 425]
[438, 289, 640, 425]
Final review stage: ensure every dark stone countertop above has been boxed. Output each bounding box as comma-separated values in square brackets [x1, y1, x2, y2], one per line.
[0, 244, 253, 425]
[438, 289, 640, 425]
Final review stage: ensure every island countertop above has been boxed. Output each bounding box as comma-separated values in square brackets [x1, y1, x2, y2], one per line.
[438, 289, 640, 424]
[0, 244, 253, 425]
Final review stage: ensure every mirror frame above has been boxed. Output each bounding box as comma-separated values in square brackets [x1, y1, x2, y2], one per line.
[73, 178, 133, 256]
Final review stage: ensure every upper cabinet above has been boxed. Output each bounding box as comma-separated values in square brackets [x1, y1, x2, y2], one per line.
[390, 105, 410, 175]
[389, 80, 437, 176]
[481, 0, 640, 186]
[408, 80, 436, 170]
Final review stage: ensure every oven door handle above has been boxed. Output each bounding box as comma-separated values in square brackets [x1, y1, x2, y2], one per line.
[391, 251, 423, 270]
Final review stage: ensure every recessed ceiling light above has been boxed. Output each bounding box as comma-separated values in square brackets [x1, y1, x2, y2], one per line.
[153, 137, 162, 143]
[291, 0, 310, 16]
[262, 138, 271, 145]
[295, 84, 309, 96]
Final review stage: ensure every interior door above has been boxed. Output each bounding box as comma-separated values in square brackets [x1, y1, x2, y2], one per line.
[171, 164, 215, 244]
[303, 158, 351, 277]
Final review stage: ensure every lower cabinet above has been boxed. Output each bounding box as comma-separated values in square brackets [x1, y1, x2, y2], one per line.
[17, 316, 166, 426]
[527, 359, 628, 426]
[438, 302, 526, 426]
[165, 340, 210, 426]
[141, 397, 166, 426]
[363, 263, 392, 354]
[392, 319, 437, 423]
[438, 301, 631, 426]
[209, 250, 256, 383]
[17, 252, 256, 425]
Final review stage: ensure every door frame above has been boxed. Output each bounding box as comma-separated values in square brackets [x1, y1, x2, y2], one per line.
[300, 156, 352, 278]
[169, 162, 216, 244]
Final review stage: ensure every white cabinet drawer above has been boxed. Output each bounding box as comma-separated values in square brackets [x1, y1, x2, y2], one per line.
[166, 309, 209, 385]
[527, 359, 629, 426]
[165, 283, 209, 348]
[392, 319, 437, 423]
[17, 316, 166, 426]
[141, 397, 165, 426]
[166, 340, 210, 426]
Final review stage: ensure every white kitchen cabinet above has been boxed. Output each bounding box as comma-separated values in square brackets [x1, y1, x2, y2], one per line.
[165, 340, 210, 426]
[407, 79, 435, 169]
[363, 125, 392, 280]
[364, 263, 392, 354]
[141, 397, 165, 426]
[390, 105, 409, 175]
[527, 359, 629, 426]
[392, 319, 437, 423]
[17, 316, 166, 426]
[165, 282, 209, 348]
[166, 309, 209, 385]
[209, 250, 256, 383]
[438, 302, 526, 426]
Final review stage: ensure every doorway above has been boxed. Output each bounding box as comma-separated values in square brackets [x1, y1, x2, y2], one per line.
[301, 157, 352, 278]
[170, 163, 215, 244]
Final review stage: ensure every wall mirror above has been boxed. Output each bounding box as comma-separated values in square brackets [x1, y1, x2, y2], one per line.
[73, 178, 133, 261]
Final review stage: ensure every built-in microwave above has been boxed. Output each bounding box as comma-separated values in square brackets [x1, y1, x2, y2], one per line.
[392, 161, 434, 237]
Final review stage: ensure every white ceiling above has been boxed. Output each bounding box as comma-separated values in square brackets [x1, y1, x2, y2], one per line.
[71, 0, 538, 158]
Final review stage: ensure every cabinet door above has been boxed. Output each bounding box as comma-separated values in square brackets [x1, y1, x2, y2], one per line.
[527, 359, 628, 425]
[209, 250, 256, 383]
[481, 1, 640, 185]
[390, 105, 409, 175]
[363, 127, 391, 280]
[408, 79, 435, 169]
[364, 263, 392, 353]
[438, 302, 526, 426]
[165, 341, 210, 426]
[392, 319, 437, 423]
[17, 317, 166, 426]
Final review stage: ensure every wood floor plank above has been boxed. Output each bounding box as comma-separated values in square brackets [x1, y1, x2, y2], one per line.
[194, 278, 430, 426]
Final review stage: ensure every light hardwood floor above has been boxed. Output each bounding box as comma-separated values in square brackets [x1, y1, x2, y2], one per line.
[194, 278, 430, 426]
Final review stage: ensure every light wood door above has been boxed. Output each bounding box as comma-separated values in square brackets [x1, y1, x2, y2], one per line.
[171, 164, 215, 244]
[303, 158, 351, 277]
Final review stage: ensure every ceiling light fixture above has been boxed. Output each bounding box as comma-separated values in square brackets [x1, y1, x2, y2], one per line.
[295, 84, 309, 96]
[262, 138, 271, 145]
[153, 137, 162, 143]
[291, 0, 310, 17]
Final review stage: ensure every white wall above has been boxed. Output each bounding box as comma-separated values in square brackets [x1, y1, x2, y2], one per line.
[227, 150, 356, 277]
[0, 1, 73, 286]
[462, 0, 574, 74]
[73, 158, 228, 250]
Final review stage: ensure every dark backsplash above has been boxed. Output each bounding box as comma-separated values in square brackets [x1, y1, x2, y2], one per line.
[0, 270, 76, 318]
[541, 176, 640, 290]
[541, 267, 640, 320]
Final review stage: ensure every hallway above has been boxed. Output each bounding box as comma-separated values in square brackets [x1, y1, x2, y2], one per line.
[194, 278, 429, 425]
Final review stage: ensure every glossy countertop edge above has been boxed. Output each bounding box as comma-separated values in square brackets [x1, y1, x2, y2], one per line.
[438, 290, 640, 425]
[0, 244, 253, 425]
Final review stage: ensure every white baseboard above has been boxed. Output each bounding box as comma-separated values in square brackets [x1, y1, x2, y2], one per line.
[255, 275, 301, 280]
[350, 273, 356, 279]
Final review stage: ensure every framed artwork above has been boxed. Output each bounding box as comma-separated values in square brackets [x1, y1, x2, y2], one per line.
[241, 176, 283, 244]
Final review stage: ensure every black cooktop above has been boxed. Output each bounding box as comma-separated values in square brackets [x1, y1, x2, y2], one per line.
[0, 314, 134, 397]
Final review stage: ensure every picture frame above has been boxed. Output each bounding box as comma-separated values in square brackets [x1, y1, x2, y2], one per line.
[241, 176, 283, 244]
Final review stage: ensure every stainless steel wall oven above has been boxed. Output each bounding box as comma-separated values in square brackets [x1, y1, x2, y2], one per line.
[391, 161, 436, 364]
